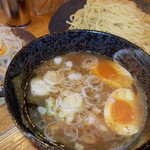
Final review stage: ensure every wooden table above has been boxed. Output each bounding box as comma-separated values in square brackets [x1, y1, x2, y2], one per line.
[0, 9, 56, 150]
[0, 10, 54, 37]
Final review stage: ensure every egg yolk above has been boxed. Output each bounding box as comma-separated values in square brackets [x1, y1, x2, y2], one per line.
[97, 61, 118, 80]
[111, 100, 134, 124]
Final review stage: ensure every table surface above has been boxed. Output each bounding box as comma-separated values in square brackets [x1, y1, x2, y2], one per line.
[0, 8, 57, 150]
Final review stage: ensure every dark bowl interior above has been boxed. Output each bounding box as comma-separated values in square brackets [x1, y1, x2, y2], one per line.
[4, 30, 150, 150]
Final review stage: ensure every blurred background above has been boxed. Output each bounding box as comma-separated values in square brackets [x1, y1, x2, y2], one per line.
[0, 0, 67, 15]
[0, 1, 2, 10]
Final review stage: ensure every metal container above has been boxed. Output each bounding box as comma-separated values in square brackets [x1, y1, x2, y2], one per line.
[1, 0, 31, 27]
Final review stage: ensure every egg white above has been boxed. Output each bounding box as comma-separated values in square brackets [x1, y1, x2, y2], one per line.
[91, 60, 133, 88]
[104, 88, 141, 136]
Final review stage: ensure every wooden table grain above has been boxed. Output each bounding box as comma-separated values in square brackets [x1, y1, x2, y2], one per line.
[0, 9, 57, 150]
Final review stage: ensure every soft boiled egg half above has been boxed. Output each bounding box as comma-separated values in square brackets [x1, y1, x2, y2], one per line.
[90, 59, 133, 88]
[104, 88, 142, 136]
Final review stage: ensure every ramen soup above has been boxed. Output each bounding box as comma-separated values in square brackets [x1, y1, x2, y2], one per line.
[25, 52, 147, 150]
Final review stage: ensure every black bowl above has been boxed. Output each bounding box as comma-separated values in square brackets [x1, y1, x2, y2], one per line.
[4, 30, 150, 150]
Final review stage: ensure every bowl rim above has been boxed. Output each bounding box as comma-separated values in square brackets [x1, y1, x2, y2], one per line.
[3, 29, 150, 150]
[5, 30, 150, 67]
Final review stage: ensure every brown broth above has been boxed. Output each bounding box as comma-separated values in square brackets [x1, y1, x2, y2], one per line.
[25, 52, 147, 150]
